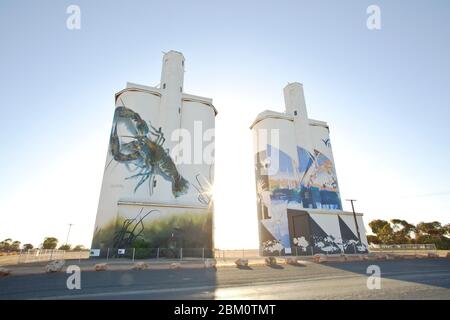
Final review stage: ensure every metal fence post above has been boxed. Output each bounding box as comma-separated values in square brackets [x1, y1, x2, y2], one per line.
[157, 248, 160, 260]
[106, 248, 110, 261]
[180, 248, 183, 261]
[202, 248, 205, 261]
[353, 243, 356, 254]
[132, 248, 136, 262]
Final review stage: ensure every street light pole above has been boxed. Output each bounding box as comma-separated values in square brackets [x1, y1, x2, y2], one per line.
[345, 199, 361, 243]
[65, 223, 73, 246]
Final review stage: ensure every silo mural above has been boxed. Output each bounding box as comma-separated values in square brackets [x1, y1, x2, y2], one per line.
[91, 51, 216, 254]
[251, 83, 368, 256]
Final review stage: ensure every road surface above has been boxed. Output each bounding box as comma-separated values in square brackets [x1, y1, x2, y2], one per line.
[1, 259, 450, 299]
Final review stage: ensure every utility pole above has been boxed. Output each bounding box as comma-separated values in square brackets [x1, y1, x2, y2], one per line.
[345, 199, 361, 243]
[65, 223, 73, 246]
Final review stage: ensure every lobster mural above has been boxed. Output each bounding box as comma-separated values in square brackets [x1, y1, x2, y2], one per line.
[108, 101, 189, 197]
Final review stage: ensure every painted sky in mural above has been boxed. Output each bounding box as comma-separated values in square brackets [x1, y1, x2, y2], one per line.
[261, 144, 342, 210]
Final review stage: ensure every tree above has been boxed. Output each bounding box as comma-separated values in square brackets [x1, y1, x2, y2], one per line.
[369, 220, 390, 234]
[368, 219, 450, 249]
[366, 235, 380, 244]
[415, 221, 450, 249]
[11, 241, 21, 251]
[23, 243, 34, 250]
[369, 219, 395, 244]
[416, 221, 446, 237]
[73, 245, 85, 251]
[0, 239, 11, 251]
[42, 237, 58, 250]
[0, 239, 21, 251]
[390, 219, 416, 244]
[58, 244, 71, 251]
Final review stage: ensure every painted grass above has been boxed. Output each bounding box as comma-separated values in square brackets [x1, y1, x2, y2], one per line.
[92, 210, 213, 249]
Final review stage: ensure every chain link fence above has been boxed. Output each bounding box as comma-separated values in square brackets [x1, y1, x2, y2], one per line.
[89, 248, 216, 261]
[2, 244, 442, 266]
[1, 243, 443, 267]
[6, 249, 89, 265]
[369, 244, 437, 250]
[369, 243, 438, 256]
[89, 246, 372, 262]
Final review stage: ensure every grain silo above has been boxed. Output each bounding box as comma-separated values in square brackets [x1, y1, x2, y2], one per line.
[91, 51, 216, 257]
[251, 83, 368, 256]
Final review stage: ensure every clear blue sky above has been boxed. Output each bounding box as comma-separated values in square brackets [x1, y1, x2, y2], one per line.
[1, 0, 449, 248]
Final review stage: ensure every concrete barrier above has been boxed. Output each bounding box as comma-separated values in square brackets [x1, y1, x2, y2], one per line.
[285, 257, 298, 265]
[265, 257, 277, 266]
[45, 260, 65, 273]
[376, 254, 387, 260]
[0, 267, 11, 277]
[366, 253, 378, 261]
[325, 255, 345, 262]
[132, 262, 148, 270]
[338, 254, 347, 262]
[94, 263, 108, 271]
[345, 255, 363, 262]
[312, 254, 327, 263]
[234, 258, 249, 267]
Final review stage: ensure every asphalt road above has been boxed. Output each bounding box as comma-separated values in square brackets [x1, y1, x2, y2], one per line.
[1, 259, 450, 299]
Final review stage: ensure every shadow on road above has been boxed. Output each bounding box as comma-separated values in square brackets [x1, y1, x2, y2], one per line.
[1, 259, 450, 299]
[288, 263, 306, 268]
[236, 265, 253, 270]
[319, 258, 450, 290]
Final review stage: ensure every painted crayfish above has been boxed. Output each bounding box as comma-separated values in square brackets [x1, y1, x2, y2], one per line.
[108, 101, 189, 197]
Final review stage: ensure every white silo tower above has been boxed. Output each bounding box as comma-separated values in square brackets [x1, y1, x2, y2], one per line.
[251, 83, 368, 256]
[91, 51, 217, 256]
